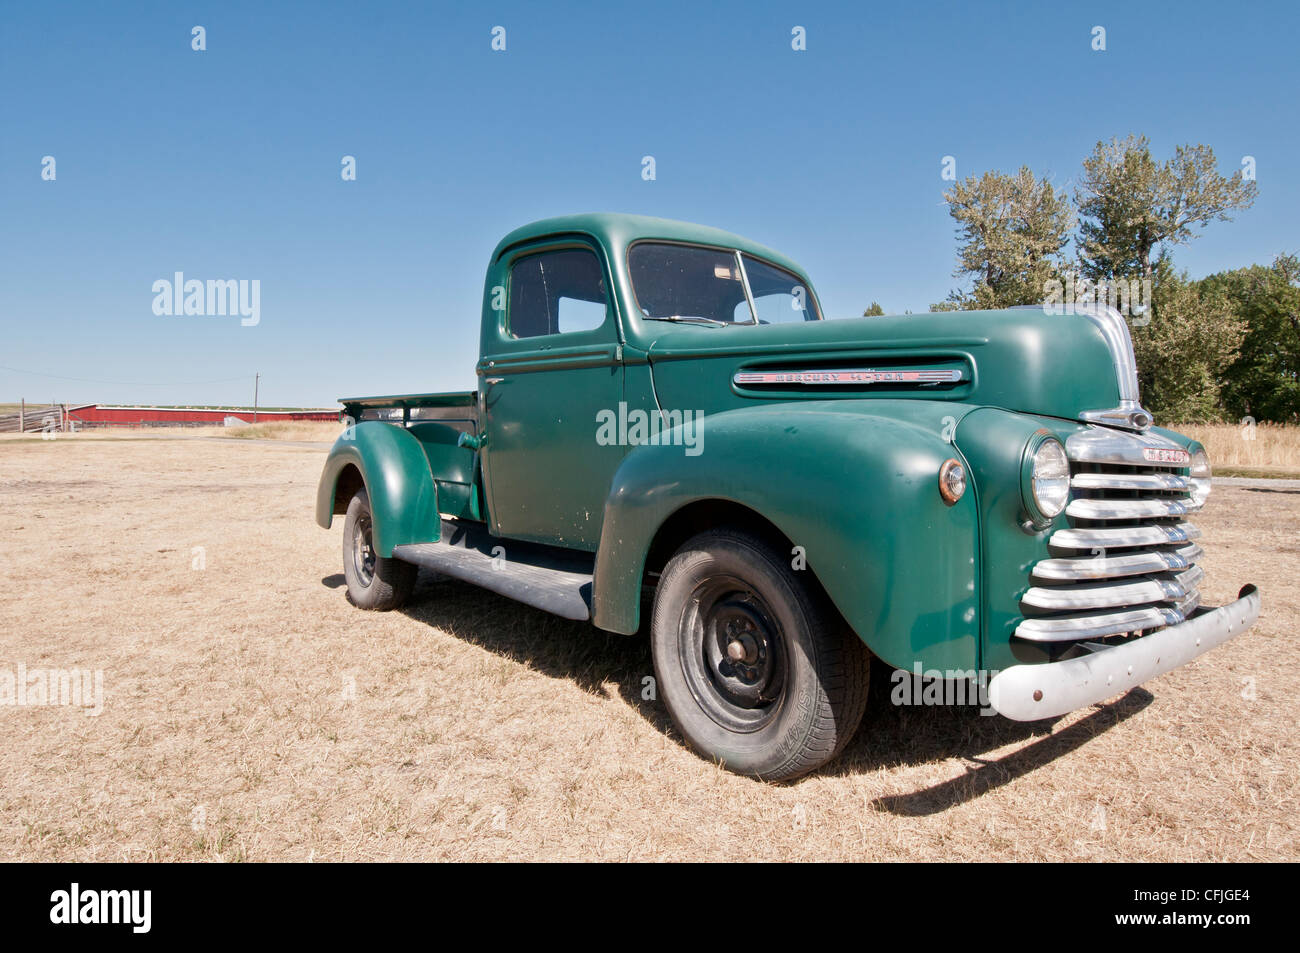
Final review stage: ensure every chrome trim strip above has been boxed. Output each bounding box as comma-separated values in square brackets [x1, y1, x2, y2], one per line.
[1049, 523, 1201, 550]
[993, 586, 1261, 718]
[732, 368, 963, 386]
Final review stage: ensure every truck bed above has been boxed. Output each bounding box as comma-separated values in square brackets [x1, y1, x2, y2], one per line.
[340, 391, 478, 428]
[341, 391, 483, 521]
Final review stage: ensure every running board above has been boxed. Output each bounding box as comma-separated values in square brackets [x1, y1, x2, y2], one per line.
[392, 521, 593, 621]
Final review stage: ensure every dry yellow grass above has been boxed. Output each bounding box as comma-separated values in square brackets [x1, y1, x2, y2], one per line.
[214, 421, 346, 442]
[1177, 421, 1300, 475]
[0, 437, 1296, 861]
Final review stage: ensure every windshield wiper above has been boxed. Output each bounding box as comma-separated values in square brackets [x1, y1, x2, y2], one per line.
[643, 315, 731, 326]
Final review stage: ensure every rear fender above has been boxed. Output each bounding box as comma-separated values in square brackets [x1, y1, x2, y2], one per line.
[315, 421, 440, 556]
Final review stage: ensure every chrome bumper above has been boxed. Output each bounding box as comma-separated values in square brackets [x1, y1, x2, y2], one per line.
[988, 585, 1261, 721]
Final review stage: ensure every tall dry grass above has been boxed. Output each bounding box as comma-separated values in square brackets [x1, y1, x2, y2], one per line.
[216, 421, 345, 442]
[1174, 421, 1300, 474]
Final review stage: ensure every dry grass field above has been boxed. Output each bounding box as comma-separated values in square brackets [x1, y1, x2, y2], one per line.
[1179, 421, 1300, 478]
[0, 431, 1296, 861]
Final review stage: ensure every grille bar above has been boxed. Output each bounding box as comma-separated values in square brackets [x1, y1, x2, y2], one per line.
[1017, 606, 1185, 642]
[1022, 566, 1204, 611]
[1031, 542, 1202, 582]
[1065, 497, 1200, 520]
[1071, 472, 1190, 491]
[1049, 523, 1201, 550]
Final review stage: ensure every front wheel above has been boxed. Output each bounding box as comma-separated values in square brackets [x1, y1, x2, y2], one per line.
[650, 528, 869, 781]
[341, 488, 417, 610]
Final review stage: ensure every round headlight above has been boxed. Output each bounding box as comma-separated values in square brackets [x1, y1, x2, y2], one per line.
[1189, 447, 1211, 506]
[1030, 438, 1070, 520]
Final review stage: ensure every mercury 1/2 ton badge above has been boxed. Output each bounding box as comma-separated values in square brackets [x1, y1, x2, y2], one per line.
[733, 367, 964, 386]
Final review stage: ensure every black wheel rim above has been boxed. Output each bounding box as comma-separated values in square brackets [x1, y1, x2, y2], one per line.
[351, 513, 376, 587]
[678, 573, 786, 733]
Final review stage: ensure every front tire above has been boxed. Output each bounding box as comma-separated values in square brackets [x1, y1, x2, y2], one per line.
[342, 488, 417, 611]
[650, 528, 869, 781]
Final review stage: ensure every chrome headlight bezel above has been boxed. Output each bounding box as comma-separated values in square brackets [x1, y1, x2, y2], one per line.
[1022, 433, 1070, 525]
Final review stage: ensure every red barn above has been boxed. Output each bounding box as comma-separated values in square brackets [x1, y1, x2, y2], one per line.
[69, 405, 339, 426]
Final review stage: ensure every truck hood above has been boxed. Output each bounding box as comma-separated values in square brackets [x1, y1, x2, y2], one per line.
[643, 306, 1149, 431]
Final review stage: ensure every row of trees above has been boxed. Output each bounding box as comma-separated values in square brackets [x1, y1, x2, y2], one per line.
[887, 136, 1297, 423]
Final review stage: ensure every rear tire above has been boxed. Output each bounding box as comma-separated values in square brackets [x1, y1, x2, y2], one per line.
[650, 528, 869, 781]
[342, 488, 417, 611]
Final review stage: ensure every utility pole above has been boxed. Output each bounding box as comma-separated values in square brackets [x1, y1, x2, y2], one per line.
[253, 373, 260, 424]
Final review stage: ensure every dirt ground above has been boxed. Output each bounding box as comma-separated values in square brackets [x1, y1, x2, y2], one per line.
[0, 433, 1296, 861]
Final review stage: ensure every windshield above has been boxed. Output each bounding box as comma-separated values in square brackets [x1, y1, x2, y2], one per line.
[628, 242, 821, 325]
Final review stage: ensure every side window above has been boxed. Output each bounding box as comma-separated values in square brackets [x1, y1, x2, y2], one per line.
[508, 248, 609, 339]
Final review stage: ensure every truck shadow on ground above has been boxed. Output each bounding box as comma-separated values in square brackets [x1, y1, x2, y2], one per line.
[844, 664, 1154, 814]
[394, 572, 1151, 801]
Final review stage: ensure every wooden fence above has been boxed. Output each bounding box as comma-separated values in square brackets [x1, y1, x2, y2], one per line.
[0, 402, 69, 434]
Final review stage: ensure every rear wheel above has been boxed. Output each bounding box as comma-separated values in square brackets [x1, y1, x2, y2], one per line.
[342, 488, 416, 610]
[650, 528, 869, 781]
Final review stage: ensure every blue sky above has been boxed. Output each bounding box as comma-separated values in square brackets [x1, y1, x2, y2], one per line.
[2, 0, 1296, 407]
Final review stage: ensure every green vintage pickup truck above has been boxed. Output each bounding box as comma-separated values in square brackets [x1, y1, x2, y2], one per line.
[317, 213, 1260, 780]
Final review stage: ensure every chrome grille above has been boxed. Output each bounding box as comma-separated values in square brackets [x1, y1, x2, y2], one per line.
[1017, 427, 1204, 642]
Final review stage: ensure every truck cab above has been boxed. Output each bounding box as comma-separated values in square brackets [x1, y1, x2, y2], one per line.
[316, 213, 1260, 781]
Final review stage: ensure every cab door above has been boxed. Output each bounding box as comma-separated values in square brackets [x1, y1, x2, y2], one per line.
[478, 240, 625, 551]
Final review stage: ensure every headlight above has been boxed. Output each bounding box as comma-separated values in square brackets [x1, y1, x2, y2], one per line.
[1028, 437, 1070, 521]
[1189, 447, 1211, 506]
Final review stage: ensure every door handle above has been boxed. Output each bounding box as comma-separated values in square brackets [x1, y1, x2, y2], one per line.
[483, 377, 505, 386]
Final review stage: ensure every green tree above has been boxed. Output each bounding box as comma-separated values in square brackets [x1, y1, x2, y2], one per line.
[1129, 258, 1245, 423]
[1077, 136, 1257, 281]
[1201, 254, 1300, 422]
[862, 301, 885, 316]
[936, 166, 1073, 310]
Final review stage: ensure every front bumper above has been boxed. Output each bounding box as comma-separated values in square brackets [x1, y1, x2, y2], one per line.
[988, 585, 1261, 721]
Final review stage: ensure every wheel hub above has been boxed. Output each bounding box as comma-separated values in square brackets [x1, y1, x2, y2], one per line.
[352, 515, 376, 586]
[705, 600, 780, 709]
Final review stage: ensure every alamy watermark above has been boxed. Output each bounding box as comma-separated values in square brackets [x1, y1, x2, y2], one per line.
[1041, 275, 1152, 325]
[595, 402, 704, 456]
[152, 272, 260, 326]
[1, 662, 104, 716]
[891, 663, 996, 715]
[50, 883, 150, 933]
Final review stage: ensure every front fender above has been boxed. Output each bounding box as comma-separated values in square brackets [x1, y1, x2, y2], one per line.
[592, 400, 981, 672]
[315, 421, 440, 556]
